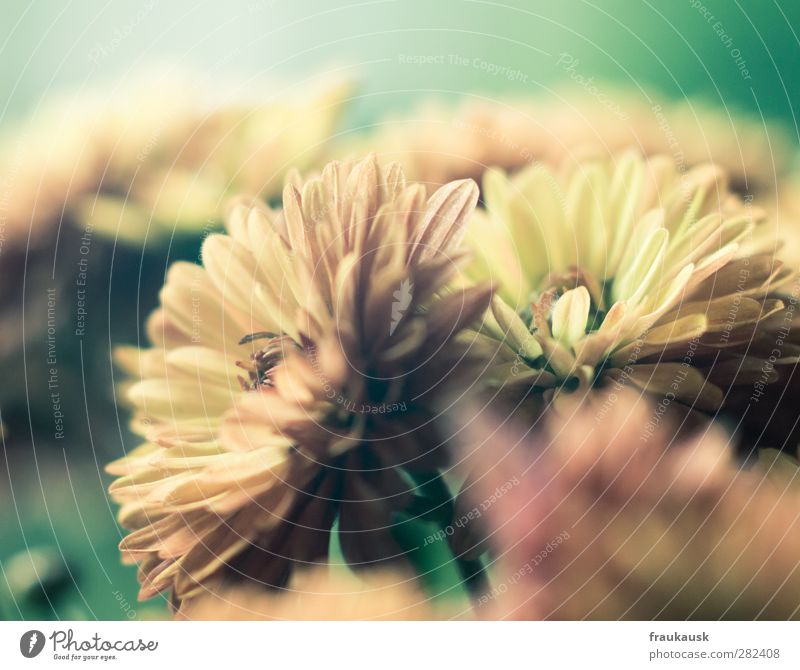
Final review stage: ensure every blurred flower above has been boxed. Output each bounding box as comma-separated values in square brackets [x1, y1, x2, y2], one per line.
[466, 151, 793, 420]
[458, 392, 800, 619]
[758, 172, 800, 268]
[530, 90, 792, 197]
[177, 567, 462, 620]
[0, 73, 348, 246]
[722, 173, 800, 457]
[108, 156, 492, 605]
[0, 102, 97, 248]
[352, 89, 792, 197]
[351, 99, 552, 191]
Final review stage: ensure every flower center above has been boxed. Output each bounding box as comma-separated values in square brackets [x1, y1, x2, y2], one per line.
[529, 266, 610, 336]
[236, 332, 296, 390]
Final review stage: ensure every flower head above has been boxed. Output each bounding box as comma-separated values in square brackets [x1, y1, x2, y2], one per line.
[0, 73, 347, 245]
[352, 99, 553, 191]
[758, 172, 800, 267]
[108, 155, 491, 604]
[354, 90, 791, 198]
[467, 152, 793, 415]
[457, 392, 800, 619]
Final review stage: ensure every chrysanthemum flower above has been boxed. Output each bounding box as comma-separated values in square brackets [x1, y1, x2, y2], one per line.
[353, 90, 791, 198]
[722, 174, 800, 454]
[528, 89, 792, 197]
[79, 79, 349, 243]
[349, 99, 554, 191]
[457, 392, 800, 619]
[759, 172, 800, 267]
[0, 97, 101, 248]
[108, 155, 492, 604]
[466, 151, 793, 418]
[0, 73, 347, 245]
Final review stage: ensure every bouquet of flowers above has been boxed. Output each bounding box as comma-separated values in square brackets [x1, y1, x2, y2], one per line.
[6, 75, 798, 620]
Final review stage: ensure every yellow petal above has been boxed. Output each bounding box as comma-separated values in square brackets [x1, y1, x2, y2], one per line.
[490, 296, 542, 360]
[551, 286, 590, 347]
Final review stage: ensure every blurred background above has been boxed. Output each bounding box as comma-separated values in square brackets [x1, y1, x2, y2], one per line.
[0, 0, 797, 620]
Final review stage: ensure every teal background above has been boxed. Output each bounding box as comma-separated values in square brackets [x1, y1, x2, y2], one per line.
[0, 0, 798, 620]
[1, 1, 798, 125]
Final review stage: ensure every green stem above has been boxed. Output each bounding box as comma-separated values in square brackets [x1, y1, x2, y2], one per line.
[455, 555, 490, 603]
[401, 469, 491, 605]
